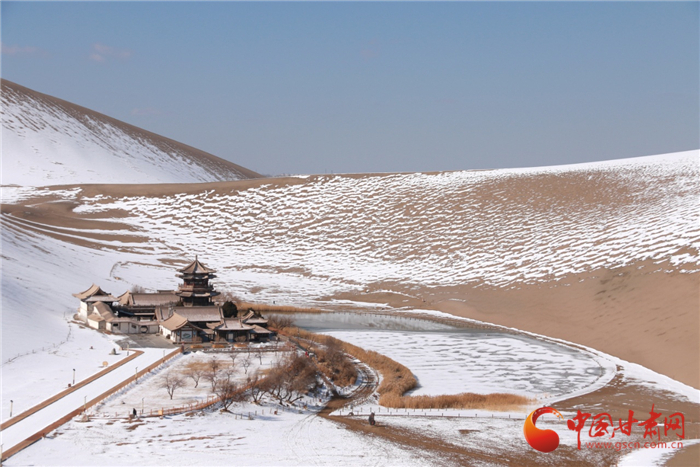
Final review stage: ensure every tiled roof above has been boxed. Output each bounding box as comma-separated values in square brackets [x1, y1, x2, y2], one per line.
[215, 319, 253, 331]
[178, 257, 216, 274]
[159, 314, 188, 331]
[73, 284, 117, 301]
[173, 307, 222, 322]
[118, 291, 178, 306]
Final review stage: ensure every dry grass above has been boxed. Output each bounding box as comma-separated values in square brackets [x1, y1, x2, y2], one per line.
[380, 392, 531, 411]
[282, 326, 531, 411]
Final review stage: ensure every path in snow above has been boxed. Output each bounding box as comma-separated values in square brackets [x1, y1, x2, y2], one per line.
[1, 349, 165, 458]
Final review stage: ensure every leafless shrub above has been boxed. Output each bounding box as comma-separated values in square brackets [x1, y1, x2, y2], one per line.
[292, 327, 411, 395]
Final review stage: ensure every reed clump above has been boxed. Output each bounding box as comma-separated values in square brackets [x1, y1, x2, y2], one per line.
[379, 392, 531, 411]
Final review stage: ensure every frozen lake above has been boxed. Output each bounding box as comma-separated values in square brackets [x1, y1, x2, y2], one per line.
[280, 312, 612, 399]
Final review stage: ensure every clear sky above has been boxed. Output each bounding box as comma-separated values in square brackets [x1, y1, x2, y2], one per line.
[2, 1, 698, 176]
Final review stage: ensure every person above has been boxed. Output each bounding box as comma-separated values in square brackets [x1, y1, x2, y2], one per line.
[369, 412, 375, 426]
[132, 408, 137, 418]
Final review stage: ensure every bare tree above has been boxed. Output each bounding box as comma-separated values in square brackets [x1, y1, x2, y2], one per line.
[284, 354, 316, 404]
[229, 351, 238, 369]
[255, 350, 263, 365]
[183, 361, 206, 388]
[262, 354, 316, 404]
[160, 374, 185, 400]
[242, 353, 251, 374]
[221, 367, 236, 383]
[267, 315, 294, 331]
[248, 372, 265, 404]
[204, 356, 222, 391]
[214, 378, 244, 411]
[260, 367, 284, 402]
[218, 290, 240, 303]
[209, 356, 221, 374]
[204, 370, 218, 392]
[316, 338, 356, 386]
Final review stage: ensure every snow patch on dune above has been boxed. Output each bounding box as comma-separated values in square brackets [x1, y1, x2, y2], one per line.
[72, 151, 699, 295]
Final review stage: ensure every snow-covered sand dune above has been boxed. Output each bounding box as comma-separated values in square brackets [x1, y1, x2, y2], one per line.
[73, 150, 699, 291]
[1, 80, 261, 185]
[1, 150, 698, 390]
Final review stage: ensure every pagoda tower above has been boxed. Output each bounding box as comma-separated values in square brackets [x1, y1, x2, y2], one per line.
[175, 257, 220, 307]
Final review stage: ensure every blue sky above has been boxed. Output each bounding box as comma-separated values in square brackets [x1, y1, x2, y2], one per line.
[2, 2, 698, 176]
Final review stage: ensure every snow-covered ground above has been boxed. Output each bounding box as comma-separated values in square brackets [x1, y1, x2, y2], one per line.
[1, 324, 124, 421]
[1, 348, 167, 453]
[7, 346, 443, 467]
[7, 408, 441, 467]
[95, 348, 292, 417]
[1, 80, 257, 185]
[2, 151, 698, 361]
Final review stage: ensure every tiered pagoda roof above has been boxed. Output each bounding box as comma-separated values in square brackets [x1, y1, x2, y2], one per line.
[175, 257, 220, 304]
[176, 256, 217, 279]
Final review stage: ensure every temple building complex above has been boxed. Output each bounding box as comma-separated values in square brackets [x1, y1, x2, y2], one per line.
[73, 258, 272, 344]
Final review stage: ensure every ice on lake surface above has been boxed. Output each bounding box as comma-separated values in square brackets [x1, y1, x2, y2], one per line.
[284, 312, 605, 398]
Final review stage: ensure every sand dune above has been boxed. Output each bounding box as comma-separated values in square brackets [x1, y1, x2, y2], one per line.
[2, 150, 697, 388]
[1, 79, 261, 185]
